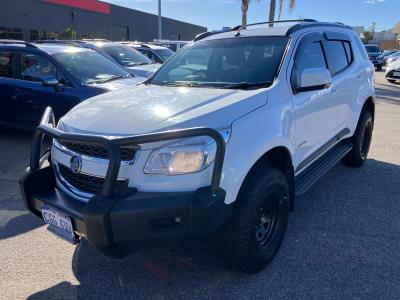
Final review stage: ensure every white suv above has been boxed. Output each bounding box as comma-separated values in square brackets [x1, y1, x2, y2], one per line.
[21, 20, 375, 273]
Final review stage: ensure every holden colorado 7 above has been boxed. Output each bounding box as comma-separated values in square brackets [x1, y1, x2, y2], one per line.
[20, 20, 375, 273]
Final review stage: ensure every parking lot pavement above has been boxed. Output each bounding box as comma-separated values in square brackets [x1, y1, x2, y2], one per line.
[1, 71, 399, 299]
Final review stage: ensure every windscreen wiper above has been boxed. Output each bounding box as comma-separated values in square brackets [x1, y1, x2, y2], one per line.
[156, 81, 209, 88]
[221, 81, 273, 90]
[96, 75, 124, 84]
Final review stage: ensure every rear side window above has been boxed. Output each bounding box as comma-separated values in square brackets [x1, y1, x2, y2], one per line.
[291, 41, 327, 89]
[325, 40, 352, 75]
[343, 41, 353, 63]
[19, 53, 57, 82]
[0, 51, 13, 78]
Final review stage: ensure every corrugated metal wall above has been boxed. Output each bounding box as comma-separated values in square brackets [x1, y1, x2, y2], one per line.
[0, 0, 207, 42]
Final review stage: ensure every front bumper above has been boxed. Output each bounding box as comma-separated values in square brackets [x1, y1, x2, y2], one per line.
[20, 165, 230, 258]
[20, 107, 230, 258]
[385, 69, 400, 81]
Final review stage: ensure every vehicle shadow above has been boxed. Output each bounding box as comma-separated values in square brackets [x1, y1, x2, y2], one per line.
[375, 86, 400, 105]
[0, 178, 43, 240]
[28, 158, 400, 299]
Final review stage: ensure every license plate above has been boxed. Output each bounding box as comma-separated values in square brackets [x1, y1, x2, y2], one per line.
[393, 72, 400, 77]
[41, 205, 77, 243]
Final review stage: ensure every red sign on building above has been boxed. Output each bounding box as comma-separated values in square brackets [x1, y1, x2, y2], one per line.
[45, 0, 111, 14]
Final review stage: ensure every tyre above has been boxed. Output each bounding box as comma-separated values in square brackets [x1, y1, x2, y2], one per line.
[342, 110, 373, 167]
[218, 166, 290, 273]
[387, 79, 396, 84]
[376, 65, 383, 71]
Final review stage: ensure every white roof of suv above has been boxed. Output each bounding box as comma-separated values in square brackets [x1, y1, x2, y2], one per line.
[197, 20, 353, 42]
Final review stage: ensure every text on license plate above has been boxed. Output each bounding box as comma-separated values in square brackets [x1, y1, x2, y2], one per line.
[41, 205, 75, 241]
[393, 72, 400, 77]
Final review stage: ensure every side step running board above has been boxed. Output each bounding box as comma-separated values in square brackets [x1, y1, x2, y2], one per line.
[295, 141, 353, 195]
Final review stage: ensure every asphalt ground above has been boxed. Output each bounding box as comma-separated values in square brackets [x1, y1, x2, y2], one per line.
[0, 71, 399, 299]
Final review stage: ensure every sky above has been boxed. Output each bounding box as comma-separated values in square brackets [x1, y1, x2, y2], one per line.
[107, 0, 399, 32]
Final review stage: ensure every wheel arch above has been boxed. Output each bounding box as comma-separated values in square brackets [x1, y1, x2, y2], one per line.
[237, 146, 295, 212]
[362, 96, 375, 121]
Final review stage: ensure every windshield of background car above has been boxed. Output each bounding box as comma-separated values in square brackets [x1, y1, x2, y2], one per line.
[103, 45, 152, 67]
[365, 46, 380, 53]
[150, 36, 289, 88]
[53, 51, 128, 84]
[156, 48, 175, 61]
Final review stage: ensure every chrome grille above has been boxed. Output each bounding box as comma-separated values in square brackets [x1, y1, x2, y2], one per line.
[58, 164, 128, 195]
[58, 141, 137, 161]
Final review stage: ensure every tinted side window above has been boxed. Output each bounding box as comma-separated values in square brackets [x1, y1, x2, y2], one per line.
[343, 41, 353, 63]
[19, 53, 57, 82]
[326, 41, 350, 75]
[0, 51, 14, 78]
[139, 49, 156, 63]
[291, 41, 327, 89]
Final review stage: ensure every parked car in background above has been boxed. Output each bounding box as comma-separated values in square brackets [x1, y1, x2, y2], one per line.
[383, 50, 397, 56]
[384, 51, 400, 65]
[386, 58, 400, 84]
[153, 39, 189, 52]
[37, 40, 161, 79]
[0, 40, 140, 130]
[122, 42, 175, 63]
[364, 44, 384, 70]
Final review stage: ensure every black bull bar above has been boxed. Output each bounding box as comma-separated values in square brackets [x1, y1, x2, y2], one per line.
[30, 107, 226, 197]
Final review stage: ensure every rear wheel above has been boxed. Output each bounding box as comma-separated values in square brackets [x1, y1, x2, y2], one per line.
[218, 166, 290, 273]
[342, 111, 373, 167]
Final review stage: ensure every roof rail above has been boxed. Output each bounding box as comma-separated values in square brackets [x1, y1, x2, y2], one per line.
[233, 19, 317, 36]
[194, 28, 232, 42]
[286, 21, 353, 35]
[0, 39, 38, 48]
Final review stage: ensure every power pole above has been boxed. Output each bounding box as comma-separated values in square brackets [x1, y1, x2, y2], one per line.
[158, 0, 162, 40]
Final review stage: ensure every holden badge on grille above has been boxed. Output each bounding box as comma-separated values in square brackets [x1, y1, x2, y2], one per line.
[70, 156, 82, 174]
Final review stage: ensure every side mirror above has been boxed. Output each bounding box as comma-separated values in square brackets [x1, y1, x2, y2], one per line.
[42, 76, 62, 91]
[296, 68, 332, 93]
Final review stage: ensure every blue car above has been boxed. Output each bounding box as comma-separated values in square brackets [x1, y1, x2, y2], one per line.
[37, 40, 161, 79]
[0, 41, 140, 130]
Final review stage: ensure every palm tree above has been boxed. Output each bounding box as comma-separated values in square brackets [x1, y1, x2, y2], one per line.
[240, 0, 296, 27]
[241, 0, 251, 25]
[269, 0, 296, 26]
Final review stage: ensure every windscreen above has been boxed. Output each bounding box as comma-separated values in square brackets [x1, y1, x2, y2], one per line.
[54, 51, 128, 84]
[150, 36, 289, 89]
[103, 45, 152, 67]
[365, 45, 380, 53]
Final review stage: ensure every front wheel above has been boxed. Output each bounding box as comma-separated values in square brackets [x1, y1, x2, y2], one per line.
[218, 166, 290, 273]
[342, 111, 373, 167]
[376, 65, 383, 71]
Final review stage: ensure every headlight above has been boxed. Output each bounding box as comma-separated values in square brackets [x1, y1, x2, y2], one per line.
[144, 128, 231, 175]
[378, 54, 383, 59]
